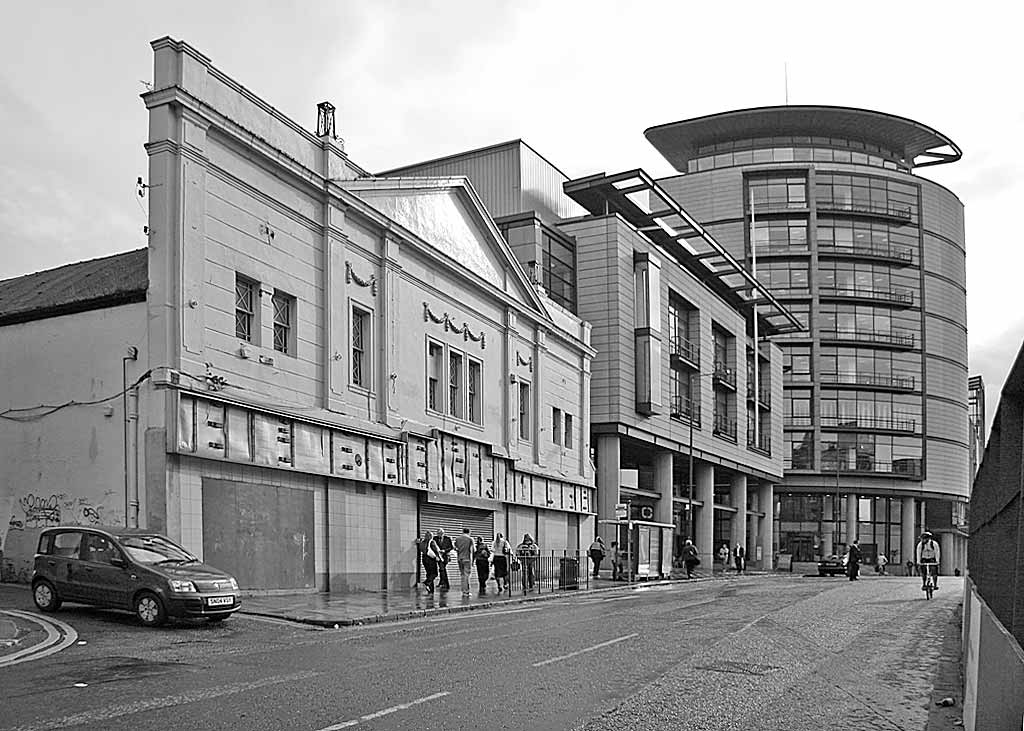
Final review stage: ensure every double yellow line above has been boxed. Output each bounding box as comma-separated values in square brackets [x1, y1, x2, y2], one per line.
[0, 610, 78, 668]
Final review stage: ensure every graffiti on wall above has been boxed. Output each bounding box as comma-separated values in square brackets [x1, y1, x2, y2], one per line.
[2, 491, 118, 584]
[8, 493, 110, 532]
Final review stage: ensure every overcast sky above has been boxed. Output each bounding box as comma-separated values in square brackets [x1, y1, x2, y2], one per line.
[1, 1, 1019, 431]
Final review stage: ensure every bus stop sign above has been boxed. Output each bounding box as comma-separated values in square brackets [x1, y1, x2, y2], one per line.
[614, 503, 628, 519]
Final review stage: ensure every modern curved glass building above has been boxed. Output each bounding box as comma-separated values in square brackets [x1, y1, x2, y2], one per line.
[645, 106, 968, 573]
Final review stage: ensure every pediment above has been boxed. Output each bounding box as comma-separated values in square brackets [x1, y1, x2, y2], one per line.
[342, 179, 544, 313]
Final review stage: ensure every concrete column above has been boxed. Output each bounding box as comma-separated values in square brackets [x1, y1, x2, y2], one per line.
[695, 463, 715, 566]
[597, 434, 621, 546]
[730, 473, 748, 555]
[821, 529, 834, 557]
[940, 531, 954, 576]
[845, 491, 858, 545]
[901, 497, 916, 570]
[759, 482, 774, 570]
[654, 450, 674, 526]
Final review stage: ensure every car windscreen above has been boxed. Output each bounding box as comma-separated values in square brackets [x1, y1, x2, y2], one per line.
[116, 534, 197, 564]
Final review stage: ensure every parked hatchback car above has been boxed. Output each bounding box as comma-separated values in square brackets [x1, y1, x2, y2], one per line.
[817, 554, 846, 577]
[32, 526, 240, 626]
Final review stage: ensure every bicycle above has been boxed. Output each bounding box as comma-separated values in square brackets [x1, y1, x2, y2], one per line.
[922, 563, 937, 600]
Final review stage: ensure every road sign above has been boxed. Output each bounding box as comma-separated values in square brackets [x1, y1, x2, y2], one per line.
[614, 503, 628, 519]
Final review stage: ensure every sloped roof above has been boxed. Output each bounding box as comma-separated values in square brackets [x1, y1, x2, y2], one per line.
[0, 249, 149, 326]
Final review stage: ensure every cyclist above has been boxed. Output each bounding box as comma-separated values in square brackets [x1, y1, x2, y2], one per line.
[915, 530, 941, 592]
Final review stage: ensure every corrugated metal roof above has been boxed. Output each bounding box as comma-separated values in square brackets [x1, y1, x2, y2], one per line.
[0, 248, 148, 326]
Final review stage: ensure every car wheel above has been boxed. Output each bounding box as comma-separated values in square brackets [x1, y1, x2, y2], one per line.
[134, 591, 166, 627]
[32, 580, 62, 612]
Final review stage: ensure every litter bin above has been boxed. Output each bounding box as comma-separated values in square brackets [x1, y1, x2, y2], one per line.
[559, 557, 580, 589]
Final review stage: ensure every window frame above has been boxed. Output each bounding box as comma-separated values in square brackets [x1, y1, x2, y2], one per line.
[518, 380, 532, 442]
[350, 304, 371, 390]
[235, 275, 258, 343]
[271, 289, 295, 356]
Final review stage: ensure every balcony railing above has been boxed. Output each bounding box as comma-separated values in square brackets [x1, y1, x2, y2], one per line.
[819, 329, 916, 348]
[816, 198, 913, 223]
[819, 285, 915, 306]
[820, 415, 917, 433]
[819, 371, 916, 391]
[713, 362, 736, 389]
[783, 415, 814, 428]
[818, 242, 914, 265]
[670, 396, 701, 423]
[669, 335, 700, 368]
[747, 430, 771, 454]
[820, 459, 922, 479]
[746, 381, 772, 406]
[713, 414, 737, 441]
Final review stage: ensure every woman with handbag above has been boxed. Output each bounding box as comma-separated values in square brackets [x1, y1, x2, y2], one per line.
[491, 533, 512, 593]
[419, 530, 441, 594]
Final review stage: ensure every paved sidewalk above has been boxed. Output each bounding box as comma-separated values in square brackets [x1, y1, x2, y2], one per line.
[239, 574, 687, 626]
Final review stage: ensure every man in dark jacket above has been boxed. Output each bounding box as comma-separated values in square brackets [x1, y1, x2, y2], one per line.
[847, 539, 862, 581]
[434, 528, 454, 591]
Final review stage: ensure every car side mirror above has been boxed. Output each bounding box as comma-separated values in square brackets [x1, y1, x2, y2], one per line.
[110, 556, 127, 568]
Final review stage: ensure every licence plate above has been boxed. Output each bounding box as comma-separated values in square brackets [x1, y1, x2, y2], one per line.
[206, 595, 233, 607]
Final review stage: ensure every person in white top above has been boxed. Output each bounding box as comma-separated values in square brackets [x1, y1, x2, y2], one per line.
[491, 533, 512, 593]
[915, 530, 941, 591]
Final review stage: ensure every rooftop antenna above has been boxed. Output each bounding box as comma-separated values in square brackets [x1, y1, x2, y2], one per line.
[784, 62, 789, 105]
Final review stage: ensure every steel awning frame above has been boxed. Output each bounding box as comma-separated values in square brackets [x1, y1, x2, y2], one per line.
[563, 169, 805, 334]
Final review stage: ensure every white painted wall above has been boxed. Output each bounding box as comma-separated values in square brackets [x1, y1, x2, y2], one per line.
[0, 303, 148, 580]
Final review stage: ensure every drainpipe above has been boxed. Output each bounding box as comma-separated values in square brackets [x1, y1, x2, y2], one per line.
[122, 346, 138, 528]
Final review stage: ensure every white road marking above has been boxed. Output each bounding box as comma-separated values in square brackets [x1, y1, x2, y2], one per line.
[601, 595, 642, 602]
[0, 610, 78, 668]
[316, 691, 450, 730]
[532, 633, 639, 667]
[429, 606, 543, 622]
[5, 670, 322, 731]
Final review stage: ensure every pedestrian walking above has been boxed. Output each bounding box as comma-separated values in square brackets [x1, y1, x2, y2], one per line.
[681, 539, 700, 579]
[434, 528, 454, 592]
[847, 539, 862, 581]
[453, 528, 475, 597]
[733, 544, 746, 573]
[473, 536, 491, 596]
[610, 541, 624, 580]
[419, 530, 441, 594]
[717, 543, 730, 571]
[877, 552, 888, 576]
[516, 533, 540, 590]
[491, 533, 512, 592]
[588, 536, 606, 577]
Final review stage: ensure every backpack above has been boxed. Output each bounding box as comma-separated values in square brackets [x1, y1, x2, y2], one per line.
[920, 540, 936, 561]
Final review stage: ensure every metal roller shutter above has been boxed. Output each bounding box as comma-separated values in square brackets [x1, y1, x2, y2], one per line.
[420, 502, 495, 543]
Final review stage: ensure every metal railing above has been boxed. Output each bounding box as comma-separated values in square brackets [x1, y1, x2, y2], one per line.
[820, 459, 922, 478]
[819, 329, 916, 348]
[819, 285, 915, 306]
[669, 335, 700, 367]
[818, 242, 914, 264]
[713, 414, 737, 440]
[820, 415, 917, 432]
[670, 396, 701, 423]
[819, 371, 916, 390]
[816, 198, 913, 222]
[747, 430, 771, 454]
[713, 362, 736, 388]
[506, 550, 592, 595]
[746, 381, 772, 406]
